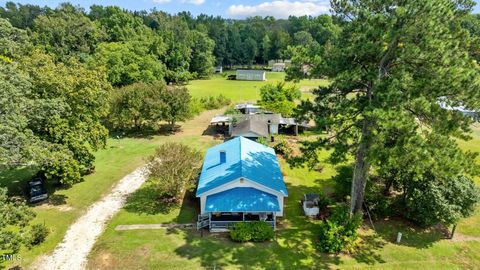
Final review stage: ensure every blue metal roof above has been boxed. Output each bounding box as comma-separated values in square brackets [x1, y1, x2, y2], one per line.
[205, 187, 280, 212]
[196, 136, 288, 196]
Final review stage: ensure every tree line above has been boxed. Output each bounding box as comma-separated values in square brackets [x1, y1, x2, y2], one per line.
[0, 2, 339, 185]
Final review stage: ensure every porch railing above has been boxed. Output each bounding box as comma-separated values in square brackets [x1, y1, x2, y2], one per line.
[210, 220, 275, 229]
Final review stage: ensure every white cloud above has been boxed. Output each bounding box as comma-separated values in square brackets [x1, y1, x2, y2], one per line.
[227, 0, 329, 19]
[152, 0, 205, 4]
[181, 0, 206, 5]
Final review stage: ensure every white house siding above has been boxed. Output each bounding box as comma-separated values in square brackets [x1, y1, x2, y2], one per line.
[236, 70, 266, 81]
[269, 124, 279, 134]
[198, 177, 286, 216]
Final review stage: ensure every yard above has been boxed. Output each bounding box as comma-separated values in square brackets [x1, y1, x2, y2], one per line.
[187, 71, 328, 101]
[1, 73, 479, 269]
[85, 129, 480, 269]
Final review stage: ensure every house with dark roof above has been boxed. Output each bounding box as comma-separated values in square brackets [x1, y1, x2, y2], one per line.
[196, 136, 288, 231]
[228, 113, 308, 139]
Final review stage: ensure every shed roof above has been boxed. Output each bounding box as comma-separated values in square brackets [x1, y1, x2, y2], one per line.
[241, 113, 282, 124]
[236, 69, 266, 74]
[231, 119, 269, 137]
[210, 115, 232, 124]
[205, 187, 280, 212]
[196, 136, 287, 196]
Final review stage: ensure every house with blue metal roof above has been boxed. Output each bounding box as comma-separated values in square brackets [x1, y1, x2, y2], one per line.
[196, 136, 288, 231]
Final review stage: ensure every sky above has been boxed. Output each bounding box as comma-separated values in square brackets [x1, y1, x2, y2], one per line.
[0, 0, 479, 19]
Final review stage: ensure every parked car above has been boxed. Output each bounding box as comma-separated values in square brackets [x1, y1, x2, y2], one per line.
[27, 177, 48, 203]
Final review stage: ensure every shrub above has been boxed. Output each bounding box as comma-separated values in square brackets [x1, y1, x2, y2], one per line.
[230, 222, 252, 242]
[250, 221, 275, 242]
[317, 203, 362, 254]
[273, 136, 293, 158]
[189, 98, 204, 116]
[256, 137, 269, 146]
[146, 143, 202, 202]
[230, 221, 274, 242]
[224, 106, 240, 115]
[200, 94, 231, 110]
[26, 224, 49, 247]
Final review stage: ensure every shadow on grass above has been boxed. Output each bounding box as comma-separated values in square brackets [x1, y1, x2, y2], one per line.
[171, 226, 342, 270]
[167, 182, 344, 269]
[109, 124, 182, 140]
[373, 218, 445, 249]
[0, 167, 36, 195]
[124, 183, 199, 221]
[124, 183, 177, 215]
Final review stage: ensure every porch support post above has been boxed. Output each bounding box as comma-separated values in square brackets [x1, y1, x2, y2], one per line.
[273, 212, 276, 230]
[209, 212, 211, 230]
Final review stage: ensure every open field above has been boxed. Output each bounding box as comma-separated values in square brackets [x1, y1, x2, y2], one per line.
[2, 74, 479, 269]
[187, 71, 328, 102]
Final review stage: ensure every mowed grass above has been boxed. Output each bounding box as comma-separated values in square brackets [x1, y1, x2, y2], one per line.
[0, 109, 224, 269]
[187, 71, 329, 102]
[3, 72, 480, 269]
[87, 131, 480, 270]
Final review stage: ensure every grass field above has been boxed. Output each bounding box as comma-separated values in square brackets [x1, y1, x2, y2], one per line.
[187, 71, 328, 102]
[2, 72, 479, 269]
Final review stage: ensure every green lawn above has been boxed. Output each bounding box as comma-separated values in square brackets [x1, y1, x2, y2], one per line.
[2, 73, 479, 269]
[86, 135, 480, 269]
[1, 108, 223, 269]
[187, 71, 329, 102]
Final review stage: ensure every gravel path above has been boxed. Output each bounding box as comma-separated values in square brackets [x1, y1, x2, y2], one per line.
[34, 167, 147, 270]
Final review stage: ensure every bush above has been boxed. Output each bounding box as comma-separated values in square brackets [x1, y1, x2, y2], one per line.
[146, 143, 202, 202]
[200, 94, 231, 110]
[230, 222, 252, 242]
[189, 98, 205, 116]
[256, 137, 269, 146]
[224, 106, 240, 115]
[26, 224, 49, 247]
[317, 203, 362, 254]
[273, 136, 293, 158]
[230, 221, 274, 242]
[250, 221, 275, 242]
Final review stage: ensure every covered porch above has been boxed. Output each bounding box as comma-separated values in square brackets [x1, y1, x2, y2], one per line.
[197, 187, 280, 231]
[208, 212, 276, 231]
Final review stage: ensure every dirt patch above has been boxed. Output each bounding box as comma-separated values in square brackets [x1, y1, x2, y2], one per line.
[89, 252, 116, 270]
[450, 233, 480, 242]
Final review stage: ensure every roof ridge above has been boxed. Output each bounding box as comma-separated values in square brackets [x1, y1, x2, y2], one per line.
[239, 136, 244, 179]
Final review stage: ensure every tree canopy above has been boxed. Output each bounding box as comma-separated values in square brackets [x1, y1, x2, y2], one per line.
[291, 0, 480, 220]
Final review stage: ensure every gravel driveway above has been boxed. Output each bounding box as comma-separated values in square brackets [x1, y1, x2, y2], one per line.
[34, 167, 147, 270]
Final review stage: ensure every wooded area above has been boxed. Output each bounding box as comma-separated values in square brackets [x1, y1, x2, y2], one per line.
[1, 0, 480, 264]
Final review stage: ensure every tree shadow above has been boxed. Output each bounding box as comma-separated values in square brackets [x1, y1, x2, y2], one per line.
[109, 124, 181, 140]
[172, 226, 342, 270]
[173, 190, 199, 224]
[351, 230, 386, 265]
[373, 218, 445, 249]
[124, 183, 177, 215]
[46, 194, 67, 206]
